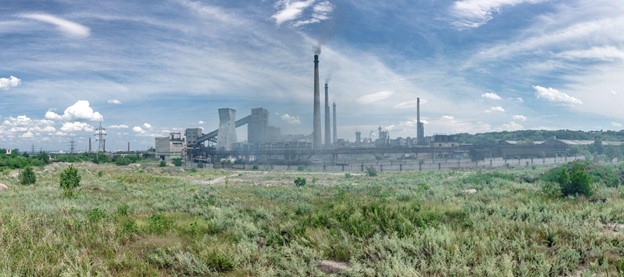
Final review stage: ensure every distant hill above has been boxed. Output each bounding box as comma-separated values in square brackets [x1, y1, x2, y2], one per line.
[455, 129, 624, 145]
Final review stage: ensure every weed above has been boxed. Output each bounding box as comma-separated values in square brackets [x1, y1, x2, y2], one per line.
[294, 177, 306, 187]
[366, 166, 378, 177]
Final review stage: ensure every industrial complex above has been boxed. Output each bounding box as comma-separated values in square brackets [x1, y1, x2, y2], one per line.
[153, 54, 618, 167]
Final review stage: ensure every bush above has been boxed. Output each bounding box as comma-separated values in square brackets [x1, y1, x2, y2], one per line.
[559, 163, 593, 197]
[60, 165, 81, 196]
[19, 166, 36, 185]
[172, 158, 183, 167]
[159, 160, 167, 167]
[366, 166, 378, 177]
[294, 177, 306, 187]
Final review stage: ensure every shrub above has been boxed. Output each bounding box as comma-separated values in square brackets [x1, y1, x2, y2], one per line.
[294, 177, 306, 187]
[197, 162, 205, 169]
[60, 165, 81, 197]
[560, 163, 593, 197]
[172, 158, 183, 167]
[345, 172, 353, 179]
[159, 160, 167, 167]
[252, 165, 259, 170]
[97, 171, 104, 177]
[366, 166, 378, 177]
[19, 166, 36, 185]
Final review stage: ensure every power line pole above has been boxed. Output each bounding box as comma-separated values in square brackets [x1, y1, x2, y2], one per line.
[31, 144, 35, 155]
[95, 122, 106, 153]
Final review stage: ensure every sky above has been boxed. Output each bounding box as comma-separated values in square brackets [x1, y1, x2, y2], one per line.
[1, 0, 623, 151]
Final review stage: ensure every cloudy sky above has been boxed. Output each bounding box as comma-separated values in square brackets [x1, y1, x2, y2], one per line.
[1, 0, 623, 151]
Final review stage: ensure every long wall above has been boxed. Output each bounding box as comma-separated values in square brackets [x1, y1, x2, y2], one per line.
[210, 155, 585, 172]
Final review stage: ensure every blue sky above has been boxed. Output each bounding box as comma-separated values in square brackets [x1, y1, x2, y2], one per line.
[1, 0, 623, 151]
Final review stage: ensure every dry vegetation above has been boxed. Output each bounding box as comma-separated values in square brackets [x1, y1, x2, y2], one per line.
[1, 162, 624, 276]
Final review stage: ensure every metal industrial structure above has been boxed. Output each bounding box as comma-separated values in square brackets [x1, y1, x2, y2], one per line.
[153, 52, 600, 167]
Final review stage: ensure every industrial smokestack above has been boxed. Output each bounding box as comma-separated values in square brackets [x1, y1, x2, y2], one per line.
[417, 97, 425, 145]
[417, 98, 420, 125]
[313, 55, 321, 149]
[324, 83, 331, 147]
[332, 102, 337, 144]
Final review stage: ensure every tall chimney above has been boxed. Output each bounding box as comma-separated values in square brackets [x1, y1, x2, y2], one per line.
[324, 83, 331, 147]
[88, 137, 92, 153]
[332, 102, 337, 144]
[417, 97, 425, 145]
[417, 97, 420, 125]
[313, 55, 321, 149]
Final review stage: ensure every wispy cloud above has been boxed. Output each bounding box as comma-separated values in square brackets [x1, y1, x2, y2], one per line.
[109, 124, 129, 129]
[449, 0, 543, 28]
[0, 76, 21, 90]
[557, 46, 624, 61]
[533, 85, 582, 105]
[513, 114, 527, 121]
[357, 91, 394, 104]
[281, 114, 301, 124]
[271, 0, 316, 26]
[481, 92, 501, 100]
[20, 13, 90, 38]
[484, 106, 505, 113]
[107, 99, 122, 104]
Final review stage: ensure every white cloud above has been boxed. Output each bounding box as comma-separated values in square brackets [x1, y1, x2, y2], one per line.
[484, 106, 505, 113]
[280, 114, 301, 124]
[450, 0, 543, 28]
[533, 85, 582, 105]
[60, 122, 94, 133]
[107, 99, 122, 104]
[441, 115, 455, 120]
[481, 92, 501, 100]
[21, 131, 34, 138]
[500, 121, 524, 131]
[515, 97, 524, 103]
[20, 13, 90, 38]
[357, 91, 394, 104]
[513, 114, 527, 121]
[143, 123, 152, 129]
[109, 124, 129, 129]
[198, 120, 205, 125]
[132, 126, 144, 133]
[271, 0, 315, 26]
[293, 1, 334, 27]
[611, 122, 622, 128]
[0, 76, 22, 90]
[45, 100, 104, 121]
[558, 46, 624, 61]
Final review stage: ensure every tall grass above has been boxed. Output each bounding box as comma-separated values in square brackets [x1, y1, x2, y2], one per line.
[0, 164, 623, 275]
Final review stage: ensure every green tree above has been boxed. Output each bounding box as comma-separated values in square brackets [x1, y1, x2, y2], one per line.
[19, 166, 36, 185]
[159, 160, 167, 167]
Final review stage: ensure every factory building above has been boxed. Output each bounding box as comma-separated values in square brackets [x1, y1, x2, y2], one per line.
[155, 133, 185, 160]
[248, 108, 268, 144]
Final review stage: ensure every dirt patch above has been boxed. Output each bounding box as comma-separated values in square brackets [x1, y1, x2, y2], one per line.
[0, 183, 8, 192]
[318, 260, 350, 274]
[603, 223, 624, 237]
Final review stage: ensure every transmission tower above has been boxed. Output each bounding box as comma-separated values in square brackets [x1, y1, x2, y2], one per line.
[95, 122, 107, 153]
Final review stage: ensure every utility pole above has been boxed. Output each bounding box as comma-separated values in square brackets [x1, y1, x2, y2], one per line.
[95, 122, 106, 153]
[31, 144, 35, 155]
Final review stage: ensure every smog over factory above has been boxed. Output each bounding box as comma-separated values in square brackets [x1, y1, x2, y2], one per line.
[1, 0, 623, 156]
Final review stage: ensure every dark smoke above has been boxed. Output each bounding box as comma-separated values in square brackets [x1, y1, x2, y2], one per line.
[313, 44, 322, 55]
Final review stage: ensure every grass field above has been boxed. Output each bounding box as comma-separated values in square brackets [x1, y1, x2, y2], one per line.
[1, 162, 624, 276]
